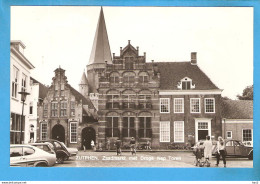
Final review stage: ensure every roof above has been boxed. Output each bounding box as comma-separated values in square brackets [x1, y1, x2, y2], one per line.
[30, 77, 48, 100]
[79, 71, 88, 85]
[88, 7, 112, 65]
[221, 100, 253, 119]
[148, 62, 219, 90]
[68, 85, 96, 110]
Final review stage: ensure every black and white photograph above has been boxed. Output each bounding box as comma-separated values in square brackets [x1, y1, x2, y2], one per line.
[10, 6, 253, 168]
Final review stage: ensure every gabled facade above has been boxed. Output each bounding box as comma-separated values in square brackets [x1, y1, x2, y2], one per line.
[37, 67, 98, 149]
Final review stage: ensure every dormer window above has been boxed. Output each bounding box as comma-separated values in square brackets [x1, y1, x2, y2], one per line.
[177, 77, 195, 90]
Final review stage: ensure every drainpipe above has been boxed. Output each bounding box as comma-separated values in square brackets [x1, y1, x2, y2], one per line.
[223, 118, 226, 139]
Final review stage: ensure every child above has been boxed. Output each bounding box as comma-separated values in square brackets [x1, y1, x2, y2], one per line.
[194, 142, 203, 166]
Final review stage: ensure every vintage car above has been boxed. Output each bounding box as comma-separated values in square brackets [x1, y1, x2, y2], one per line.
[60, 142, 78, 160]
[36, 139, 70, 164]
[10, 144, 56, 167]
[212, 139, 253, 160]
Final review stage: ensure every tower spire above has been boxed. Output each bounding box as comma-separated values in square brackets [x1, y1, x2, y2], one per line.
[88, 7, 112, 65]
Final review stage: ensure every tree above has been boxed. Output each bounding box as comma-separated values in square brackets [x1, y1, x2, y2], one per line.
[237, 85, 253, 100]
[221, 96, 231, 100]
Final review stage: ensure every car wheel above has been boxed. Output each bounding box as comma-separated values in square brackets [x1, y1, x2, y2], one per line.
[36, 162, 48, 167]
[248, 152, 253, 160]
[57, 157, 64, 164]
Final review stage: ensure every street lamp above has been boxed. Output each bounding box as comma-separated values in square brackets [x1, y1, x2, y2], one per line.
[18, 91, 30, 144]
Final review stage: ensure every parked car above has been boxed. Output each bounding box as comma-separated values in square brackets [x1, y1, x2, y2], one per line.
[10, 144, 56, 167]
[60, 142, 78, 160]
[212, 139, 253, 160]
[36, 139, 70, 164]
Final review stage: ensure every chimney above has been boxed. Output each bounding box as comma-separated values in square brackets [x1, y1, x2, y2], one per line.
[120, 47, 122, 56]
[191, 52, 197, 65]
[128, 40, 131, 45]
[113, 53, 115, 59]
[136, 46, 139, 55]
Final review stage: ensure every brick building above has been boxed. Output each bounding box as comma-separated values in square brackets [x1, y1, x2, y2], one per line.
[221, 100, 253, 145]
[79, 7, 223, 149]
[37, 67, 98, 149]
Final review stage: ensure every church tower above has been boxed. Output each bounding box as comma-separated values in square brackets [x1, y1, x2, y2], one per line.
[87, 7, 112, 93]
[79, 70, 89, 97]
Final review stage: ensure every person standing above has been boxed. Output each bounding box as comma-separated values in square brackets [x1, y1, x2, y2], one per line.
[91, 140, 95, 151]
[146, 140, 151, 150]
[115, 138, 122, 156]
[203, 135, 213, 167]
[130, 137, 136, 155]
[106, 139, 110, 151]
[216, 136, 226, 167]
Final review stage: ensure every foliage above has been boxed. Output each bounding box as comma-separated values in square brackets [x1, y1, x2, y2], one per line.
[237, 85, 253, 100]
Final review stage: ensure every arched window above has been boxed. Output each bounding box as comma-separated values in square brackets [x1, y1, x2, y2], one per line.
[123, 72, 135, 84]
[106, 90, 120, 109]
[139, 72, 149, 83]
[109, 72, 119, 84]
[122, 90, 136, 109]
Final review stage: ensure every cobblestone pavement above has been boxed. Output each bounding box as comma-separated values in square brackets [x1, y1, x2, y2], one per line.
[54, 150, 253, 168]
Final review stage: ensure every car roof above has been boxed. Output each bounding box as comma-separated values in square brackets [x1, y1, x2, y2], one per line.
[29, 143, 50, 145]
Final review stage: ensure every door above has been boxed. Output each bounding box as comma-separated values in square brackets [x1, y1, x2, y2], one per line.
[234, 141, 242, 156]
[225, 140, 235, 155]
[82, 127, 96, 149]
[195, 120, 211, 142]
[52, 124, 65, 143]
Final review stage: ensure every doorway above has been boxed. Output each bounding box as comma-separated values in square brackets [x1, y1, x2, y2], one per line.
[195, 119, 211, 142]
[81, 127, 96, 149]
[52, 124, 65, 143]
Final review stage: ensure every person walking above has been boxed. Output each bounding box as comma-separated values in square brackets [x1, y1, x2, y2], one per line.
[115, 138, 122, 156]
[130, 137, 136, 155]
[203, 135, 213, 167]
[83, 139, 87, 152]
[216, 136, 227, 167]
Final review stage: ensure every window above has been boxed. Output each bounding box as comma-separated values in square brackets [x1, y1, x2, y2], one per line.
[160, 121, 170, 142]
[174, 98, 184, 113]
[10, 147, 23, 157]
[139, 72, 149, 83]
[60, 101, 67, 117]
[139, 95, 152, 109]
[160, 98, 170, 113]
[242, 129, 252, 142]
[123, 72, 135, 85]
[122, 117, 135, 137]
[51, 102, 58, 117]
[43, 104, 48, 117]
[122, 95, 135, 109]
[106, 117, 119, 137]
[174, 121, 184, 142]
[190, 98, 200, 113]
[125, 57, 134, 69]
[70, 101, 75, 116]
[29, 102, 33, 115]
[205, 98, 215, 113]
[41, 122, 47, 140]
[109, 73, 119, 84]
[139, 117, 152, 138]
[182, 81, 191, 90]
[70, 122, 77, 143]
[12, 66, 19, 98]
[23, 147, 35, 156]
[21, 73, 27, 92]
[106, 95, 120, 109]
[226, 131, 232, 139]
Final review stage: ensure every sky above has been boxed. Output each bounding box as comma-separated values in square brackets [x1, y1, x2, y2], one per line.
[11, 6, 253, 99]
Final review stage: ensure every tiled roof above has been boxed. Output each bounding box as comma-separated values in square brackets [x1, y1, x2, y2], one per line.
[30, 77, 48, 100]
[67, 85, 96, 110]
[147, 62, 219, 90]
[221, 100, 253, 119]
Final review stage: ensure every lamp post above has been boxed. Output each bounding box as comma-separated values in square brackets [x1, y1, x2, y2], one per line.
[18, 91, 30, 144]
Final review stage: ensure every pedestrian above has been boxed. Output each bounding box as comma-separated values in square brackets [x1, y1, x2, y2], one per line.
[216, 136, 227, 167]
[106, 139, 110, 150]
[91, 140, 95, 151]
[115, 138, 122, 156]
[146, 140, 152, 150]
[83, 139, 87, 152]
[130, 137, 136, 155]
[203, 135, 213, 167]
[194, 141, 203, 166]
[98, 141, 103, 151]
